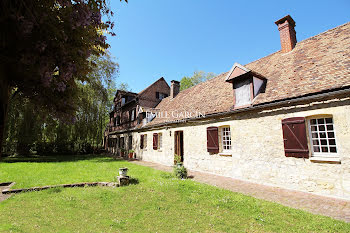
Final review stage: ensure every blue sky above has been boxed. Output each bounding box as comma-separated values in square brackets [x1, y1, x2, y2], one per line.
[107, 0, 350, 93]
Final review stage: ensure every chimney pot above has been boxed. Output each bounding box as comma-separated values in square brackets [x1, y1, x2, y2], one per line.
[275, 15, 297, 53]
[170, 80, 180, 98]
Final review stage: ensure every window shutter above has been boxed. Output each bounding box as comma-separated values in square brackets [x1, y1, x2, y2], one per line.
[281, 117, 309, 158]
[207, 127, 219, 153]
[140, 135, 144, 149]
[153, 133, 158, 150]
[156, 92, 159, 99]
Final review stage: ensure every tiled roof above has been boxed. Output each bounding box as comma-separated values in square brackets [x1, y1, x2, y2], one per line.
[147, 22, 350, 126]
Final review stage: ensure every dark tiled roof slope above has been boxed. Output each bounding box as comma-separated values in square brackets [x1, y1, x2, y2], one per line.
[148, 22, 350, 126]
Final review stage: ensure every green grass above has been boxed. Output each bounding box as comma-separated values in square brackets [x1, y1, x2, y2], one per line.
[0, 155, 349, 232]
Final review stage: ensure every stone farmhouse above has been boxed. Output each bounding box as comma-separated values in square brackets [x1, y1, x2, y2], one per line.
[105, 15, 350, 199]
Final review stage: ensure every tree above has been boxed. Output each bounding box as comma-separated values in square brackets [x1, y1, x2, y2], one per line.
[0, 0, 126, 158]
[117, 83, 131, 92]
[2, 52, 119, 155]
[180, 71, 216, 91]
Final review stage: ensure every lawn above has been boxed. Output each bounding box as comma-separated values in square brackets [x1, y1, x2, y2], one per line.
[0, 155, 349, 232]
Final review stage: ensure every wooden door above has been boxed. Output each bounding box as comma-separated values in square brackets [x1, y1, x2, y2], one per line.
[174, 131, 184, 163]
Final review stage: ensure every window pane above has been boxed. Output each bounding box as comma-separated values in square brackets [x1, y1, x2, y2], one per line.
[313, 146, 320, 152]
[327, 125, 333, 131]
[329, 139, 336, 145]
[325, 118, 333, 124]
[321, 147, 328, 152]
[317, 118, 325, 124]
[330, 147, 337, 153]
[311, 133, 318, 139]
[320, 139, 327, 145]
[327, 132, 335, 138]
[319, 125, 325, 131]
[310, 119, 317, 125]
[311, 126, 317, 131]
[312, 140, 319, 145]
[319, 132, 326, 138]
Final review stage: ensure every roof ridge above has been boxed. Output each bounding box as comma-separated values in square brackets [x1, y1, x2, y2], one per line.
[245, 21, 350, 67]
[138, 77, 169, 95]
[176, 71, 228, 95]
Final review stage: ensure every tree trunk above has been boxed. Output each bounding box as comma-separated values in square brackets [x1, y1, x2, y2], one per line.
[0, 77, 10, 160]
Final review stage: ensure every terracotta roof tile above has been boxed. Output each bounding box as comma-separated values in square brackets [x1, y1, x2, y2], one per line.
[147, 22, 350, 126]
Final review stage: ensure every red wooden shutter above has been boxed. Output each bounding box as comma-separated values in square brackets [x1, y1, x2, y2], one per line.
[153, 133, 158, 150]
[282, 117, 309, 158]
[140, 135, 144, 149]
[207, 127, 219, 153]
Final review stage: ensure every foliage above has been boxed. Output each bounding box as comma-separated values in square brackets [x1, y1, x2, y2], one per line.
[173, 164, 187, 179]
[2, 53, 119, 155]
[174, 154, 182, 164]
[180, 71, 216, 91]
[117, 82, 132, 92]
[0, 155, 349, 232]
[0, 0, 127, 157]
[0, 0, 119, 119]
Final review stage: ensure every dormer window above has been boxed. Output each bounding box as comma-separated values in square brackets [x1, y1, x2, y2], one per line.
[156, 92, 168, 100]
[234, 78, 251, 107]
[121, 97, 126, 105]
[225, 63, 266, 108]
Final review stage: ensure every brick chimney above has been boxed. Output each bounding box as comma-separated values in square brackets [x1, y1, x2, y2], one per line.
[170, 80, 180, 98]
[275, 15, 297, 53]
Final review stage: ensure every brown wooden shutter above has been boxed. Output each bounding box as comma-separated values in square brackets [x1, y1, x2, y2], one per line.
[140, 135, 144, 149]
[282, 117, 309, 158]
[153, 133, 158, 150]
[207, 127, 219, 153]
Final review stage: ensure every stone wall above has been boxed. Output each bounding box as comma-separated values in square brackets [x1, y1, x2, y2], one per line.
[118, 96, 350, 199]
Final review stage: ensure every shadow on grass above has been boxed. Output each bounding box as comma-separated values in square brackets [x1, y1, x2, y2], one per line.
[0, 154, 124, 163]
[129, 177, 139, 185]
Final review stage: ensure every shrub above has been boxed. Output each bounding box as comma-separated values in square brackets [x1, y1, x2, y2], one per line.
[174, 154, 182, 164]
[173, 165, 187, 179]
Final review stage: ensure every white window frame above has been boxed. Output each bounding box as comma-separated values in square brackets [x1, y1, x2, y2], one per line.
[221, 126, 232, 152]
[307, 116, 338, 158]
[158, 133, 163, 150]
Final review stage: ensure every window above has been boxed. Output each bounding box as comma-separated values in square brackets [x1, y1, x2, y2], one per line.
[130, 109, 135, 121]
[140, 134, 147, 149]
[158, 133, 163, 149]
[207, 126, 232, 154]
[121, 97, 126, 105]
[221, 127, 232, 151]
[144, 134, 147, 149]
[308, 117, 337, 157]
[234, 79, 251, 107]
[156, 92, 168, 100]
[153, 133, 158, 150]
[129, 136, 133, 150]
[159, 93, 168, 100]
[119, 137, 124, 149]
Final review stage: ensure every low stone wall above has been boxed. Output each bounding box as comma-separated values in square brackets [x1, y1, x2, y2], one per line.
[1, 182, 119, 194]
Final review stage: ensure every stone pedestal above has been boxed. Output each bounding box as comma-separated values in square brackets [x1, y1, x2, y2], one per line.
[117, 176, 130, 186]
